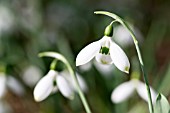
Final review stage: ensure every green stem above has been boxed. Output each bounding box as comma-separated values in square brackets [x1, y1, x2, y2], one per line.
[65, 61, 92, 113]
[94, 11, 154, 113]
[39, 52, 92, 113]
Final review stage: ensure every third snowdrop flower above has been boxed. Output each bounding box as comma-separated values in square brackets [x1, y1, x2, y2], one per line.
[34, 70, 74, 102]
[76, 23, 130, 73]
[111, 78, 157, 104]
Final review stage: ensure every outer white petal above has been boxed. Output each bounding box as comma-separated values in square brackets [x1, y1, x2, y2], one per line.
[95, 53, 113, 64]
[57, 75, 74, 100]
[7, 76, 25, 96]
[33, 70, 56, 102]
[136, 81, 157, 103]
[110, 41, 130, 73]
[0, 73, 6, 98]
[76, 40, 101, 66]
[111, 81, 135, 103]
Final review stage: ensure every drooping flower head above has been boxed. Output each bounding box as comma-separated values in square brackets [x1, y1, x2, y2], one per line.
[111, 72, 157, 103]
[33, 69, 87, 102]
[76, 23, 130, 73]
[33, 70, 74, 102]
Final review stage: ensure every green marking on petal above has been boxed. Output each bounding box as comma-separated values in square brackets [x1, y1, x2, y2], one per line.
[100, 47, 110, 55]
[125, 66, 130, 73]
[53, 80, 57, 86]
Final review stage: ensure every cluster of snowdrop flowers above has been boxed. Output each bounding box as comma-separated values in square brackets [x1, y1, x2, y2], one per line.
[33, 69, 87, 102]
[111, 72, 157, 104]
[76, 22, 130, 73]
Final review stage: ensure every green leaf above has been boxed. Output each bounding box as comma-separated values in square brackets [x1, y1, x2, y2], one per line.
[154, 93, 170, 113]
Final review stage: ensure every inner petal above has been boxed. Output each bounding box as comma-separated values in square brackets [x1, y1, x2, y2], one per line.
[100, 46, 110, 55]
[95, 53, 113, 64]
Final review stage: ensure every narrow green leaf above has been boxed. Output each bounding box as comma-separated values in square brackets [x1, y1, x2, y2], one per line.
[154, 94, 170, 113]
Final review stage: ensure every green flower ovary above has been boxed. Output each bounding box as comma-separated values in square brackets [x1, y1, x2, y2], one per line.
[100, 46, 110, 55]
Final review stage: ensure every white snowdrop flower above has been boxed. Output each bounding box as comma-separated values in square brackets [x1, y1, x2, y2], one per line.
[22, 65, 42, 87]
[33, 70, 74, 102]
[76, 24, 130, 73]
[111, 79, 157, 104]
[0, 73, 6, 98]
[60, 71, 88, 93]
[7, 76, 25, 96]
[113, 25, 143, 48]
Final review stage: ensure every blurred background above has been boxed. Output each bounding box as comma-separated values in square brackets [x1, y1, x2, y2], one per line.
[0, 0, 170, 113]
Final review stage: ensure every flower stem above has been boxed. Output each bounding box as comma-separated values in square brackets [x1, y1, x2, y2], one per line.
[94, 11, 154, 113]
[65, 62, 92, 113]
[38, 52, 92, 113]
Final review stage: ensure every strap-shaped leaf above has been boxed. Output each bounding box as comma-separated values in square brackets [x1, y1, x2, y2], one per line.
[154, 94, 170, 113]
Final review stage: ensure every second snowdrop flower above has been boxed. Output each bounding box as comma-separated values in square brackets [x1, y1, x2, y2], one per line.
[111, 73, 157, 104]
[34, 70, 74, 102]
[76, 23, 130, 73]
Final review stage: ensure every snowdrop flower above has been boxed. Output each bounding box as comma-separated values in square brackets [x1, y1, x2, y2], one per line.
[111, 79, 157, 104]
[7, 76, 25, 96]
[0, 72, 25, 97]
[34, 70, 74, 102]
[76, 24, 130, 73]
[60, 71, 88, 92]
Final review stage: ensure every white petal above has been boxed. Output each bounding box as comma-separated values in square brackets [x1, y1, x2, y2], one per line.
[93, 60, 115, 76]
[76, 40, 101, 66]
[110, 41, 130, 73]
[136, 81, 157, 104]
[57, 75, 74, 100]
[95, 53, 113, 64]
[111, 81, 135, 103]
[0, 73, 6, 98]
[7, 76, 25, 96]
[33, 70, 57, 102]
